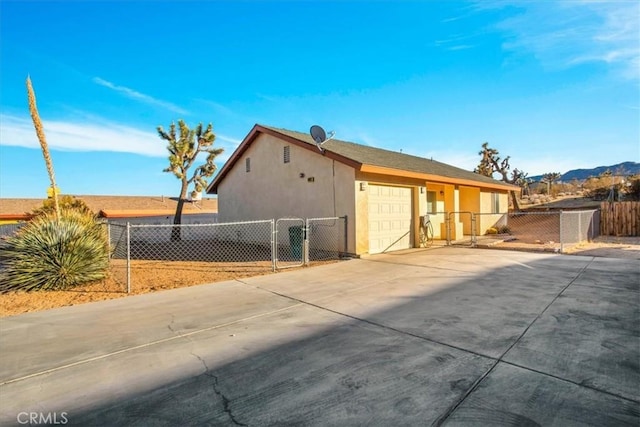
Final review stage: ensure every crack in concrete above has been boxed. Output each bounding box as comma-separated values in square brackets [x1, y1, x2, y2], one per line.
[167, 314, 176, 333]
[190, 351, 247, 427]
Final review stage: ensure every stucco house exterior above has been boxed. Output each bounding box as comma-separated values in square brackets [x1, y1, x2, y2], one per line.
[206, 124, 519, 256]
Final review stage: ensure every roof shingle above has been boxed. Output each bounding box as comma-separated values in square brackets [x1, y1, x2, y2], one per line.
[260, 125, 515, 188]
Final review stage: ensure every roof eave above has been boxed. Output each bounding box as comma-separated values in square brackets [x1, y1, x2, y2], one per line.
[359, 164, 521, 192]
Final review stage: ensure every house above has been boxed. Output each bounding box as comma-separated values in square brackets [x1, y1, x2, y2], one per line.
[206, 124, 519, 255]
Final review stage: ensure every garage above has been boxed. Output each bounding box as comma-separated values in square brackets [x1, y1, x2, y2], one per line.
[368, 184, 413, 254]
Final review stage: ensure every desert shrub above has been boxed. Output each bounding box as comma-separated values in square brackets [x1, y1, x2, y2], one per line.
[486, 225, 510, 235]
[623, 178, 640, 201]
[0, 208, 109, 292]
[498, 225, 511, 234]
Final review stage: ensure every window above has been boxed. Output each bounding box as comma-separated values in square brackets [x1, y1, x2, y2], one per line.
[491, 192, 500, 213]
[426, 191, 437, 214]
[284, 146, 290, 163]
[246, 157, 251, 172]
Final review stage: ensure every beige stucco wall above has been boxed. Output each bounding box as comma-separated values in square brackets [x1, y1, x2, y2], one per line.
[477, 190, 509, 234]
[459, 186, 480, 234]
[217, 134, 356, 253]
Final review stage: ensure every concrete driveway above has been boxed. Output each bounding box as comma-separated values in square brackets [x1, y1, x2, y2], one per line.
[1, 247, 638, 426]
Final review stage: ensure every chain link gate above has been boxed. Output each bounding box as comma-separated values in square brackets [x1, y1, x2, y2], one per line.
[275, 218, 305, 269]
[446, 211, 476, 246]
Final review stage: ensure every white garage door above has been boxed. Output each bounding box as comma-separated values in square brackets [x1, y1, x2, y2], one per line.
[368, 185, 413, 254]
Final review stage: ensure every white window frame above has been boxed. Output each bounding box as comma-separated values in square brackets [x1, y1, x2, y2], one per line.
[491, 192, 500, 213]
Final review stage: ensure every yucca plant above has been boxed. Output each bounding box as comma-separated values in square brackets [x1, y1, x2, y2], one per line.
[0, 209, 109, 292]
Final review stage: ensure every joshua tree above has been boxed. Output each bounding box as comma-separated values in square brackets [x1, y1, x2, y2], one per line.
[26, 76, 60, 220]
[157, 120, 223, 240]
[475, 142, 527, 211]
[541, 172, 562, 196]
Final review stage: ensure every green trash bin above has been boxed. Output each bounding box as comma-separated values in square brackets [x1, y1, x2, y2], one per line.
[289, 226, 304, 259]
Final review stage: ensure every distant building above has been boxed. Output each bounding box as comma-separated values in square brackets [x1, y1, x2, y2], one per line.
[0, 195, 218, 225]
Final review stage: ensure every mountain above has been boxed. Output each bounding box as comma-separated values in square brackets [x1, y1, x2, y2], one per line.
[530, 162, 640, 182]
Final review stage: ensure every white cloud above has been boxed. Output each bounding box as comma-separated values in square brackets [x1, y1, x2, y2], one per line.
[478, 0, 640, 80]
[434, 33, 478, 51]
[216, 133, 242, 147]
[93, 77, 189, 115]
[0, 114, 242, 164]
[0, 114, 166, 157]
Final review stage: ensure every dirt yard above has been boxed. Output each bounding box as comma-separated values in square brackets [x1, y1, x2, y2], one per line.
[0, 260, 285, 318]
[563, 236, 640, 259]
[478, 236, 640, 259]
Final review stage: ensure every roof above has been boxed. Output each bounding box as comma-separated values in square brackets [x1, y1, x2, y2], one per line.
[207, 124, 519, 193]
[0, 195, 218, 220]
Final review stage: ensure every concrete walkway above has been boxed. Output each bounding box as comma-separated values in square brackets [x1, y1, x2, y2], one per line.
[1, 247, 638, 426]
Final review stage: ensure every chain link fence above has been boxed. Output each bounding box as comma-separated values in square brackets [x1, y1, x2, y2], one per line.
[0, 223, 26, 238]
[470, 210, 599, 252]
[107, 216, 347, 293]
[106, 222, 128, 290]
[559, 210, 600, 251]
[307, 217, 348, 262]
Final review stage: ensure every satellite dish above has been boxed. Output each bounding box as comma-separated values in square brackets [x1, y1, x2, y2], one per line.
[310, 125, 326, 144]
[310, 125, 336, 152]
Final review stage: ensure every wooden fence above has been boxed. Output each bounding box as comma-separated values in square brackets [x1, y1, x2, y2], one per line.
[600, 202, 640, 236]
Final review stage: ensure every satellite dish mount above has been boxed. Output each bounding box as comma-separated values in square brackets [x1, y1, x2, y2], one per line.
[310, 125, 335, 153]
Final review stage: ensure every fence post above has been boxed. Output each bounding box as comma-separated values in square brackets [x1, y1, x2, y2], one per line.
[107, 222, 111, 254]
[271, 219, 276, 272]
[343, 215, 348, 257]
[126, 222, 131, 294]
[304, 219, 310, 266]
[471, 214, 477, 247]
[559, 211, 564, 253]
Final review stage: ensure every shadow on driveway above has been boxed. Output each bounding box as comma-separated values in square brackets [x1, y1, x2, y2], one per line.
[1, 249, 638, 426]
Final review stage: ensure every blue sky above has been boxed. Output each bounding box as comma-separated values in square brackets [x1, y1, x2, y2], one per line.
[1, 0, 638, 199]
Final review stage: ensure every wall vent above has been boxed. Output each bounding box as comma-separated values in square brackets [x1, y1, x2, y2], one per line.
[284, 146, 290, 164]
